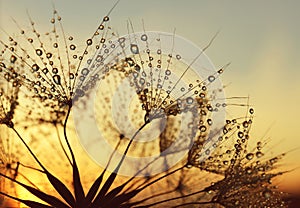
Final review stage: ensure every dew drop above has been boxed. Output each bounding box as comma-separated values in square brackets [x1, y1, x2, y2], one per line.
[249, 108, 254, 114]
[199, 125, 207, 132]
[75, 88, 85, 97]
[165, 70, 171, 76]
[70, 44, 76, 50]
[207, 119, 213, 126]
[237, 131, 244, 138]
[130, 44, 139, 54]
[46, 53, 52, 58]
[53, 75, 61, 85]
[256, 151, 263, 158]
[99, 24, 104, 30]
[69, 73, 75, 79]
[208, 75, 215, 82]
[246, 153, 254, 160]
[186, 97, 194, 104]
[141, 34, 148, 41]
[245, 167, 252, 174]
[103, 16, 109, 22]
[36, 49, 43, 56]
[32, 64, 40, 72]
[86, 39, 93, 46]
[52, 68, 58, 74]
[263, 190, 272, 198]
[81, 68, 90, 76]
[139, 78, 145, 85]
[42, 68, 49, 74]
[243, 121, 249, 128]
[10, 55, 17, 63]
[118, 37, 125, 43]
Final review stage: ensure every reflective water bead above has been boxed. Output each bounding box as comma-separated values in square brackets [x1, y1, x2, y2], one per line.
[130, 44, 139, 54]
[208, 75, 215, 82]
[36, 49, 43, 56]
[53, 75, 61, 85]
[141, 34, 148, 41]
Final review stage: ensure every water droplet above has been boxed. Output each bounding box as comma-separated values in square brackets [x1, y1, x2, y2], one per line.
[130, 44, 139, 54]
[139, 78, 145, 85]
[81, 68, 89, 76]
[186, 97, 194, 104]
[246, 153, 254, 160]
[263, 190, 272, 198]
[118, 37, 125, 43]
[245, 167, 252, 174]
[42, 68, 49, 74]
[69, 36, 73, 41]
[141, 34, 148, 41]
[28, 38, 33, 43]
[256, 151, 263, 158]
[87, 39, 93, 46]
[70, 44, 76, 50]
[10, 55, 17, 63]
[249, 108, 254, 114]
[208, 75, 215, 82]
[53, 43, 58, 48]
[75, 88, 85, 97]
[36, 49, 43, 56]
[46, 53, 52, 58]
[199, 125, 207, 132]
[99, 24, 104, 30]
[51, 69, 58, 75]
[103, 16, 109, 22]
[218, 69, 223, 74]
[32, 64, 40, 72]
[165, 70, 171, 76]
[207, 119, 213, 125]
[238, 131, 244, 138]
[176, 54, 181, 60]
[243, 121, 249, 128]
[69, 73, 75, 79]
[53, 75, 61, 85]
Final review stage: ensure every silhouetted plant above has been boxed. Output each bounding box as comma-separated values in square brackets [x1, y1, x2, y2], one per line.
[0, 1, 296, 208]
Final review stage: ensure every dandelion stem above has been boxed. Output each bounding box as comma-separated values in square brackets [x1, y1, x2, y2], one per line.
[11, 127, 46, 171]
[128, 189, 176, 206]
[140, 187, 209, 207]
[91, 121, 149, 207]
[171, 200, 215, 207]
[55, 124, 72, 166]
[137, 166, 184, 192]
[63, 104, 75, 164]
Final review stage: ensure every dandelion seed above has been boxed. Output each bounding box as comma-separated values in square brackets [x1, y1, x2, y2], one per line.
[0, 1, 294, 208]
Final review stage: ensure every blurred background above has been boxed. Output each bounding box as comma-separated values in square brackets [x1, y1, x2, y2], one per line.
[1, 0, 299, 194]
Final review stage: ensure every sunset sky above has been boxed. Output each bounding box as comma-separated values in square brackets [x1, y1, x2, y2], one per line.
[1, 0, 300, 194]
